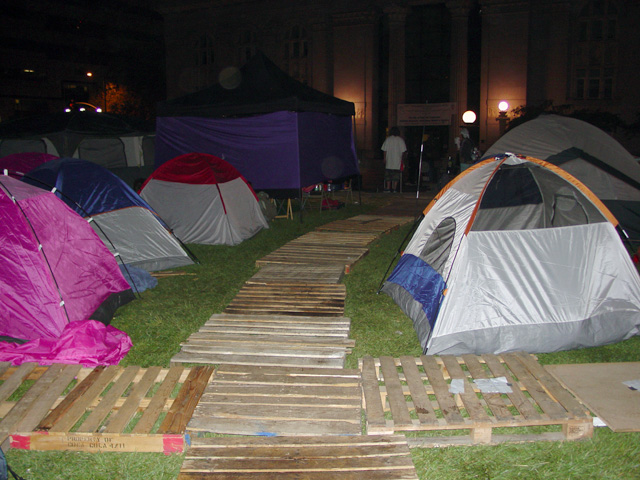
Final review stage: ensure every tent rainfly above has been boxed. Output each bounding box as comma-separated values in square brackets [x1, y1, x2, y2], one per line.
[382, 154, 640, 355]
[484, 114, 640, 246]
[139, 152, 269, 245]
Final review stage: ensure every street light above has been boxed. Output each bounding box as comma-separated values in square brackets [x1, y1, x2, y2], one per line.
[497, 101, 509, 135]
[462, 110, 477, 124]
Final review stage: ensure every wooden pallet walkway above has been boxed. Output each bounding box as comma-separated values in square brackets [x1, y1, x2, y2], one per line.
[361, 352, 593, 446]
[187, 364, 363, 436]
[0, 363, 213, 453]
[255, 243, 369, 273]
[224, 283, 346, 316]
[290, 231, 379, 247]
[246, 263, 345, 285]
[178, 435, 419, 479]
[171, 313, 354, 368]
[315, 215, 413, 235]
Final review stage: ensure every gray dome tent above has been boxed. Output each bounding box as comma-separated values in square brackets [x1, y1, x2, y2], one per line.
[484, 114, 640, 246]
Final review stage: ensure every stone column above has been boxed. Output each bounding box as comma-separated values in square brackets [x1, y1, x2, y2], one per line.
[385, 6, 408, 130]
[332, 11, 379, 165]
[446, 0, 474, 152]
[310, 18, 332, 94]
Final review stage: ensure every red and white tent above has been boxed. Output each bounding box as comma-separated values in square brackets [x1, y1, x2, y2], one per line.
[140, 153, 268, 245]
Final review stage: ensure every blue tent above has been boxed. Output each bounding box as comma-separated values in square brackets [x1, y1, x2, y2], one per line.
[24, 158, 194, 272]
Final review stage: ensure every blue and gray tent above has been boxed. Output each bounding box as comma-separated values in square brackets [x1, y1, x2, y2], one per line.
[24, 158, 194, 272]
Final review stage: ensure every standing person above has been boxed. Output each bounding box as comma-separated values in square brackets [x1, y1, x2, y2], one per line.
[381, 126, 407, 193]
[457, 128, 475, 167]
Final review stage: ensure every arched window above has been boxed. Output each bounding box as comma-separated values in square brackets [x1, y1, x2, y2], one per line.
[573, 0, 618, 100]
[284, 25, 309, 84]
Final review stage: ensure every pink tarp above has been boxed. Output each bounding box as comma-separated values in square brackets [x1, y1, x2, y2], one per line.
[0, 320, 132, 367]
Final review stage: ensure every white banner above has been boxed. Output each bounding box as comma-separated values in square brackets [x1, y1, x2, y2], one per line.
[397, 103, 457, 126]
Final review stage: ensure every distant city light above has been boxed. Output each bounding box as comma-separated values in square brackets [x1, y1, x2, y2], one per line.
[87, 72, 93, 77]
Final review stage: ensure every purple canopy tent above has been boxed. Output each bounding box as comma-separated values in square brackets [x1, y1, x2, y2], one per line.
[155, 52, 359, 194]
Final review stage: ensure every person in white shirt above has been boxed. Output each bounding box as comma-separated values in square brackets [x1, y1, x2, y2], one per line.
[381, 126, 407, 193]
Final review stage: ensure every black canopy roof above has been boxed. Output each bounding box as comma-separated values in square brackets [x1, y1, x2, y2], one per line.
[157, 51, 355, 117]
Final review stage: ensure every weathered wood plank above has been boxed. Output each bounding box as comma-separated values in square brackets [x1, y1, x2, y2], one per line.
[183, 334, 355, 347]
[132, 366, 184, 434]
[514, 352, 590, 419]
[461, 354, 514, 422]
[178, 435, 418, 480]
[215, 364, 360, 378]
[103, 366, 163, 434]
[158, 366, 214, 434]
[441, 355, 491, 423]
[42, 365, 120, 433]
[171, 353, 346, 369]
[421, 355, 464, 424]
[0, 364, 79, 434]
[379, 356, 413, 428]
[186, 417, 362, 436]
[399, 356, 439, 426]
[361, 356, 387, 431]
[0, 363, 37, 403]
[482, 354, 542, 420]
[76, 365, 140, 433]
[501, 353, 567, 419]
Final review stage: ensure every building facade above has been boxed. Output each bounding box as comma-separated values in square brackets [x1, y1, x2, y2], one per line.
[158, 0, 640, 188]
[4, 1, 636, 187]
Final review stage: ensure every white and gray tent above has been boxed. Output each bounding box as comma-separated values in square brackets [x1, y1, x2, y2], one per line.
[382, 154, 640, 355]
[139, 153, 269, 246]
[25, 158, 194, 272]
[484, 114, 640, 246]
[0, 111, 154, 169]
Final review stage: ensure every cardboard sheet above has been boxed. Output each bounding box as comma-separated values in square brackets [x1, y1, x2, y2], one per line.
[545, 362, 640, 432]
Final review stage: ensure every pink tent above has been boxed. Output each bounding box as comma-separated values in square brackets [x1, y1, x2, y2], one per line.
[0, 152, 57, 177]
[0, 174, 134, 366]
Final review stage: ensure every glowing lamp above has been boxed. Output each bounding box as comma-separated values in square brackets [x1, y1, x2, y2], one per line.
[462, 110, 477, 124]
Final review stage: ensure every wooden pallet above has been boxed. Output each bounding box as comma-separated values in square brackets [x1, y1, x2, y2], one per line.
[315, 215, 412, 235]
[1, 363, 213, 453]
[187, 364, 363, 436]
[290, 231, 379, 247]
[246, 264, 346, 285]
[361, 352, 593, 446]
[255, 243, 369, 273]
[171, 313, 354, 368]
[224, 283, 346, 316]
[178, 435, 419, 479]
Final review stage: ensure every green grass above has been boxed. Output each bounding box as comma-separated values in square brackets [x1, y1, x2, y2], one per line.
[5, 192, 640, 479]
